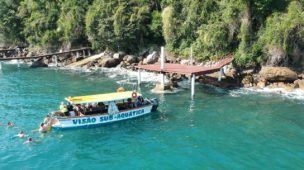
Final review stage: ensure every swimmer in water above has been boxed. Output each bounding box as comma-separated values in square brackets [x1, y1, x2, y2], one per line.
[23, 137, 38, 144]
[16, 131, 27, 138]
[32, 123, 50, 133]
[7, 122, 14, 127]
[43, 115, 51, 124]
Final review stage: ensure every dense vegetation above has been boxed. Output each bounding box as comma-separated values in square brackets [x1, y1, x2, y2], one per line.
[0, 0, 303, 66]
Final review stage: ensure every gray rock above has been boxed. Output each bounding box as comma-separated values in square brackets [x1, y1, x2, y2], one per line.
[30, 59, 48, 68]
[125, 55, 137, 64]
[266, 47, 288, 66]
[294, 79, 304, 91]
[180, 59, 189, 65]
[113, 53, 124, 61]
[99, 57, 120, 68]
[143, 51, 158, 64]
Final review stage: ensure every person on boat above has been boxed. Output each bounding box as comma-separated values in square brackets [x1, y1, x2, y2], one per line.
[88, 104, 93, 112]
[16, 131, 27, 138]
[59, 102, 68, 115]
[23, 137, 38, 144]
[135, 96, 143, 107]
[7, 122, 14, 127]
[67, 103, 75, 116]
[75, 104, 85, 116]
[126, 98, 134, 109]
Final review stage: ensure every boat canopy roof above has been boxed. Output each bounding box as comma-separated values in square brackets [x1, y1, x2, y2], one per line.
[65, 91, 142, 104]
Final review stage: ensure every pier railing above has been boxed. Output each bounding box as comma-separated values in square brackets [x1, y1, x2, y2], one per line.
[0, 47, 91, 61]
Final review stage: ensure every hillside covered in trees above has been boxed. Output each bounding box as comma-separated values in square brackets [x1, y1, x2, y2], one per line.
[0, 0, 304, 67]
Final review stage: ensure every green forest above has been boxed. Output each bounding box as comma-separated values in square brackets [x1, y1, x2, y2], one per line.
[0, 0, 304, 66]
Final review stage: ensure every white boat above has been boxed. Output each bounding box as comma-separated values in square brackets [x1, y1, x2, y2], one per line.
[48, 91, 158, 130]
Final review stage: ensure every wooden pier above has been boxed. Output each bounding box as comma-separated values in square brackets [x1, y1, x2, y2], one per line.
[0, 47, 91, 68]
[136, 47, 233, 97]
[0, 47, 90, 61]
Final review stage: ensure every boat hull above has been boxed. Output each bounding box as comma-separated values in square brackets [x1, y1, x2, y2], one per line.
[52, 105, 153, 130]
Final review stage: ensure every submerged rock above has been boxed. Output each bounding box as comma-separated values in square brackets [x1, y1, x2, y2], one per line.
[259, 67, 298, 82]
[153, 83, 173, 91]
[30, 59, 48, 68]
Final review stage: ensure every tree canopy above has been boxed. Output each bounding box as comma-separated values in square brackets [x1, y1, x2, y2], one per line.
[0, 0, 303, 66]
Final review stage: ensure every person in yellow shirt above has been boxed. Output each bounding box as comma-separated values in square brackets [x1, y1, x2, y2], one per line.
[59, 102, 68, 114]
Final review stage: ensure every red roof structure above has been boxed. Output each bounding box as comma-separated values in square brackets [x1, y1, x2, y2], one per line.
[136, 55, 233, 76]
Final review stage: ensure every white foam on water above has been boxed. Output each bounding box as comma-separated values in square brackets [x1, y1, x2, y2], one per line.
[98, 67, 169, 83]
[229, 87, 304, 102]
[4, 60, 25, 64]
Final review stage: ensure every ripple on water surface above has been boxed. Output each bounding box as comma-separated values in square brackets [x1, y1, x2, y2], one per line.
[0, 64, 303, 169]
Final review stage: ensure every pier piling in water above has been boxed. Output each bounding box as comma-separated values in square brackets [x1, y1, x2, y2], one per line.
[137, 69, 141, 85]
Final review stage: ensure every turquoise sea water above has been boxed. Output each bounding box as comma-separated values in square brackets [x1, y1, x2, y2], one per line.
[0, 63, 303, 170]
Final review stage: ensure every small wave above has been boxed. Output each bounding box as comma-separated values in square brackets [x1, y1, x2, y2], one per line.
[229, 87, 304, 102]
[4, 60, 25, 65]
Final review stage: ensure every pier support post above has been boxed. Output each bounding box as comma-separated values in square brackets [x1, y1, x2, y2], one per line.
[190, 46, 193, 66]
[17, 59, 20, 68]
[0, 61, 2, 70]
[137, 69, 141, 85]
[161, 46, 164, 70]
[88, 49, 91, 56]
[54, 55, 58, 67]
[76, 51, 79, 58]
[218, 67, 224, 81]
[161, 73, 165, 87]
[83, 50, 85, 57]
[191, 74, 195, 97]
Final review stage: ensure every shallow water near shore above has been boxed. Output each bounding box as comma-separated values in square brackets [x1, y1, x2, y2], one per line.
[0, 64, 303, 170]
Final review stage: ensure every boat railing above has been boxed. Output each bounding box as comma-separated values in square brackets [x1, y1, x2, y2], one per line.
[55, 103, 153, 119]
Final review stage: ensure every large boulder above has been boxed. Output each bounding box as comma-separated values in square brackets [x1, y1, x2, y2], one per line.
[113, 52, 125, 61]
[125, 55, 137, 64]
[259, 67, 298, 82]
[143, 51, 158, 64]
[98, 57, 120, 68]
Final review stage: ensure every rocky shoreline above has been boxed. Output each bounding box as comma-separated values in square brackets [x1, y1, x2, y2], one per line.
[3, 47, 304, 93]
